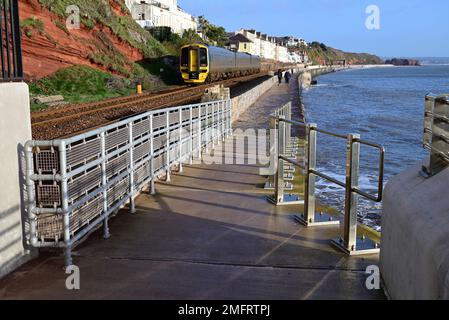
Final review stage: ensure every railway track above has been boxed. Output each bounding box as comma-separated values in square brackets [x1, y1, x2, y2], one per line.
[31, 72, 270, 140]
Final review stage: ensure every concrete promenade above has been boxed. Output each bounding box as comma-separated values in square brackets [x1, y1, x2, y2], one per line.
[0, 76, 385, 300]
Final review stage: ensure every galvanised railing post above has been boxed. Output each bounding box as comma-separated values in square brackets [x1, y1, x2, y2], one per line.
[343, 134, 361, 251]
[178, 108, 183, 173]
[24, 142, 38, 247]
[149, 114, 156, 195]
[265, 116, 277, 190]
[212, 102, 216, 149]
[303, 123, 317, 224]
[100, 132, 110, 239]
[275, 117, 286, 204]
[198, 107, 202, 160]
[189, 106, 194, 165]
[59, 141, 72, 267]
[227, 100, 232, 137]
[204, 104, 209, 153]
[165, 111, 171, 182]
[221, 102, 225, 142]
[286, 102, 292, 146]
[128, 122, 136, 213]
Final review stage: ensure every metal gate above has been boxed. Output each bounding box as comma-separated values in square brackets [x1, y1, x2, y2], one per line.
[0, 0, 23, 82]
[25, 100, 232, 266]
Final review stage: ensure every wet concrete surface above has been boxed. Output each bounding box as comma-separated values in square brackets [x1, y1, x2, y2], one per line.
[0, 75, 385, 300]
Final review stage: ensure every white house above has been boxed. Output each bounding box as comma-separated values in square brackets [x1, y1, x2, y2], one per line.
[235, 29, 261, 57]
[125, 0, 197, 35]
[275, 45, 289, 63]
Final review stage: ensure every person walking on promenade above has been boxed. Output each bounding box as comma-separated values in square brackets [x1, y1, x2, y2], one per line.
[277, 69, 283, 85]
[284, 71, 292, 84]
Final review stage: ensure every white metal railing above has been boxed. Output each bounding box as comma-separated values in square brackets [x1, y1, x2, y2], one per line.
[25, 99, 232, 266]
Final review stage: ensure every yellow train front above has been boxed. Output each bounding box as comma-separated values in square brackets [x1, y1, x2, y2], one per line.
[180, 44, 261, 84]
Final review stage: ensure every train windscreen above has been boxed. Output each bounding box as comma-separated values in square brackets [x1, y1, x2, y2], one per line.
[181, 48, 189, 67]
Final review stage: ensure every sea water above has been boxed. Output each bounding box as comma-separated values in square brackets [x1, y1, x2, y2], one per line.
[301, 65, 449, 230]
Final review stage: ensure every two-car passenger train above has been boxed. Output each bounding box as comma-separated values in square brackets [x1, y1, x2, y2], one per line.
[180, 43, 261, 84]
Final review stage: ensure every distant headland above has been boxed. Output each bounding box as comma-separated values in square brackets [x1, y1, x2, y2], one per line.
[385, 58, 422, 66]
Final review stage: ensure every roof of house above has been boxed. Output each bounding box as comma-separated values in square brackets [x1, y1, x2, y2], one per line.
[229, 33, 253, 43]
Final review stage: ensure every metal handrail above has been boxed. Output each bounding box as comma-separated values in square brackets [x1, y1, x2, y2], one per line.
[269, 102, 385, 255]
[274, 117, 385, 203]
[25, 99, 232, 266]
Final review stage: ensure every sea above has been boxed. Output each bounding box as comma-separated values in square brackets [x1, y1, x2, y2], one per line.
[301, 65, 449, 231]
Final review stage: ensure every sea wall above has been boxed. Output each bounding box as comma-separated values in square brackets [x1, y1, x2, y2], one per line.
[380, 163, 449, 299]
[231, 76, 277, 123]
[231, 66, 337, 123]
[0, 83, 37, 279]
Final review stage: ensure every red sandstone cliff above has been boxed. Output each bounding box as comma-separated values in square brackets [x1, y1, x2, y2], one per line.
[19, 0, 163, 80]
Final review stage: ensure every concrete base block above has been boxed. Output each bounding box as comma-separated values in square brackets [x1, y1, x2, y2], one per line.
[0, 82, 37, 279]
[380, 162, 449, 300]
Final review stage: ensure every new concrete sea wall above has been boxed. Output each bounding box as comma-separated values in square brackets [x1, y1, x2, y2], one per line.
[0, 83, 37, 279]
[231, 76, 277, 123]
[381, 163, 449, 300]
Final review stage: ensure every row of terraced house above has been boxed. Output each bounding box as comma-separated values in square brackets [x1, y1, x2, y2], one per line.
[228, 29, 308, 64]
[125, 0, 197, 35]
[125, 1, 308, 64]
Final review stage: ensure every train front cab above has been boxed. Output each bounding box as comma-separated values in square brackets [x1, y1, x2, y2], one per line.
[180, 44, 209, 84]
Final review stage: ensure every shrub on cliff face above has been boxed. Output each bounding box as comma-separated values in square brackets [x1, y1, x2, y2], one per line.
[21, 16, 45, 38]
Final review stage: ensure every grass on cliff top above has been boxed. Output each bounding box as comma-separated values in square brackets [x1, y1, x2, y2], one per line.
[29, 65, 135, 111]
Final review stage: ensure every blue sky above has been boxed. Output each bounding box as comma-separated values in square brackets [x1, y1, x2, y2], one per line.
[179, 0, 449, 57]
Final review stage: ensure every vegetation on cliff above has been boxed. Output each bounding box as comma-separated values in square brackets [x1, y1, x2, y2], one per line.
[305, 42, 383, 65]
[29, 65, 137, 110]
[37, 0, 168, 60]
[21, 0, 180, 109]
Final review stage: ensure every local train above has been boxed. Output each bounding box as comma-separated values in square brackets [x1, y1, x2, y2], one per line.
[180, 43, 261, 84]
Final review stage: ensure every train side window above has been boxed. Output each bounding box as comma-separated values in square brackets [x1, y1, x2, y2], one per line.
[199, 48, 208, 67]
[181, 48, 189, 67]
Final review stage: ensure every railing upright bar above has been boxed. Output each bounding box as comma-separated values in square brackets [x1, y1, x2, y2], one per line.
[178, 108, 183, 173]
[0, 0, 6, 79]
[165, 111, 171, 182]
[8, 0, 16, 77]
[227, 100, 232, 137]
[128, 123, 136, 213]
[221, 102, 226, 142]
[286, 102, 292, 145]
[275, 117, 285, 204]
[198, 107, 202, 159]
[149, 114, 156, 195]
[303, 124, 317, 223]
[3, 0, 11, 78]
[10, 0, 22, 78]
[343, 134, 360, 251]
[189, 106, 193, 165]
[59, 141, 72, 267]
[100, 132, 110, 239]
[212, 102, 216, 148]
